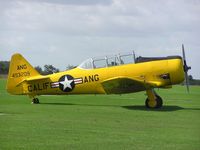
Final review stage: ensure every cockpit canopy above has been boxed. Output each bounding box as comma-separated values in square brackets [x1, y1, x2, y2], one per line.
[78, 52, 136, 69]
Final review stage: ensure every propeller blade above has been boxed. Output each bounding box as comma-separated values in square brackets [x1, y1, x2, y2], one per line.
[182, 44, 186, 60]
[181, 44, 191, 93]
[185, 71, 190, 93]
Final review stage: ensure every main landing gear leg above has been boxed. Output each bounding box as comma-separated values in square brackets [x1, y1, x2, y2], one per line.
[145, 89, 163, 108]
[29, 95, 40, 104]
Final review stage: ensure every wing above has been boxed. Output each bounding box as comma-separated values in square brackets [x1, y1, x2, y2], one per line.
[101, 76, 162, 94]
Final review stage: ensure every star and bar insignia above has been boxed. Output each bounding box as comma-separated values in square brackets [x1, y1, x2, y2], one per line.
[51, 75, 83, 92]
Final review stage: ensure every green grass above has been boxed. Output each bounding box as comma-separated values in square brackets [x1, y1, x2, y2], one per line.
[0, 79, 200, 150]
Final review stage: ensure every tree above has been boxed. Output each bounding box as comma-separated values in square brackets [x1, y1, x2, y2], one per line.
[43, 64, 59, 75]
[66, 64, 76, 70]
[0, 61, 10, 74]
[35, 66, 43, 74]
[188, 75, 193, 81]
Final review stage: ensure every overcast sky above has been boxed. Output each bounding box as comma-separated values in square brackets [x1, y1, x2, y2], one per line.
[0, 0, 199, 78]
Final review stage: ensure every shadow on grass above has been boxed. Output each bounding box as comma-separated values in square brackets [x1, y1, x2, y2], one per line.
[40, 102, 200, 111]
[40, 102, 75, 106]
[122, 105, 200, 111]
[122, 105, 184, 111]
[40, 102, 120, 107]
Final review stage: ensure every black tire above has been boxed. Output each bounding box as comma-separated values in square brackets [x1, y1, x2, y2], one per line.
[32, 98, 40, 104]
[35, 98, 40, 104]
[145, 95, 163, 108]
[155, 95, 163, 108]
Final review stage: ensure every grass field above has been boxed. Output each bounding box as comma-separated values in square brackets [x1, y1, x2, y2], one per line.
[0, 79, 200, 150]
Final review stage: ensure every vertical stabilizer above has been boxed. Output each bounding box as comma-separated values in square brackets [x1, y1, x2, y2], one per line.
[6, 53, 40, 94]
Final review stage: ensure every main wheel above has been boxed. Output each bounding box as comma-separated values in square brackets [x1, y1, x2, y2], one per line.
[145, 95, 163, 108]
[155, 95, 163, 108]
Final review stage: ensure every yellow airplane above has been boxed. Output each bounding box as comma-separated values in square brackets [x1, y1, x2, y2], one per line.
[6, 45, 191, 108]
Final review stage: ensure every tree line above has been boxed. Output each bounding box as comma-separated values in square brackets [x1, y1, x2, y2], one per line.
[0, 61, 9, 74]
[0, 61, 76, 75]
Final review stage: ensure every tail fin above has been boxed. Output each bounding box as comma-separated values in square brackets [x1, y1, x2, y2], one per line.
[6, 53, 40, 94]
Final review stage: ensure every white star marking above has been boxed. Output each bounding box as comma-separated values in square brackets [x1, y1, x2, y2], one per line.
[59, 76, 74, 91]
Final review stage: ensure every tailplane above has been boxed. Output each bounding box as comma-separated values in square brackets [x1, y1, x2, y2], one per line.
[6, 53, 40, 94]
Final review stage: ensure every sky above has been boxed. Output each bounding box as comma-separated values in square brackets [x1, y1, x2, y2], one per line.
[0, 0, 200, 78]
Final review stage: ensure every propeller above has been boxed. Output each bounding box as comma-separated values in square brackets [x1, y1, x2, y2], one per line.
[182, 44, 191, 92]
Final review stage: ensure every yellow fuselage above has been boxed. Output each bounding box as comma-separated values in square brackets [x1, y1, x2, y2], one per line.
[21, 57, 184, 96]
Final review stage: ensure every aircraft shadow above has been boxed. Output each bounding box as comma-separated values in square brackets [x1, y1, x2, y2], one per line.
[122, 105, 200, 111]
[122, 105, 185, 111]
[40, 102, 75, 106]
[40, 102, 120, 108]
[40, 103, 200, 112]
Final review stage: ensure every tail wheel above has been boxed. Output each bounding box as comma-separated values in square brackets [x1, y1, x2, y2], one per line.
[32, 98, 40, 104]
[145, 95, 163, 108]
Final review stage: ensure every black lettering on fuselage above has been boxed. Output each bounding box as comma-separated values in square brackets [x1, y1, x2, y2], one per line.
[84, 74, 99, 83]
[27, 82, 50, 92]
[44, 82, 49, 89]
[28, 85, 32, 92]
[89, 76, 94, 82]
[94, 74, 99, 81]
[34, 84, 38, 91]
[84, 76, 89, 83]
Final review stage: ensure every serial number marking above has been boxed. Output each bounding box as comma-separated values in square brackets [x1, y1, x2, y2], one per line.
[12, 71, 30, 78]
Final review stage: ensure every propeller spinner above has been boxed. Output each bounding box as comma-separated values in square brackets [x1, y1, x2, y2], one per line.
[182, 44, 191, 92]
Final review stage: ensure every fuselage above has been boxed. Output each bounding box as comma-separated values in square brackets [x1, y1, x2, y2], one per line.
[22, 56, 185, 96]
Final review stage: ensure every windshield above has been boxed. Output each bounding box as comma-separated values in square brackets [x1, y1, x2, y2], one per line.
[78, 52, 136, 69]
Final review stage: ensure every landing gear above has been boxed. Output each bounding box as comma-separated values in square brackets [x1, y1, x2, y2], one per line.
[145, 95, 163, 108]
[145, 89, 163, 108]
[32, 98, 40, 104]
